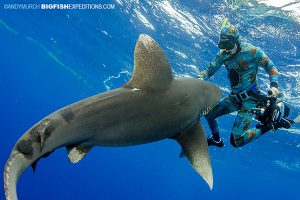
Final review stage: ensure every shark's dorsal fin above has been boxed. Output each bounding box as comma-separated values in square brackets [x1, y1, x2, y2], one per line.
[124, 34, 173, 90]
[175, 121, 213, 190]
[66, 144, 92, 164]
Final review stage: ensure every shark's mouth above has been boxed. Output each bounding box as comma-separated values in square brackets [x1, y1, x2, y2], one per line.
[199, 100, 220, 116]
[200, 105, 214, 116]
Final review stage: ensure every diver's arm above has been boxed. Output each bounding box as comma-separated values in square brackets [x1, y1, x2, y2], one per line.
[255, 48, 279, 96]
[198, 51, 224, 80]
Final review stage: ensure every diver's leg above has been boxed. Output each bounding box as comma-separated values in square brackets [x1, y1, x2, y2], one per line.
[205, 96, 239, 147]
[259, 117, 292, 134]
[230, 100, 263, 147]
[232, 116, 294, 147]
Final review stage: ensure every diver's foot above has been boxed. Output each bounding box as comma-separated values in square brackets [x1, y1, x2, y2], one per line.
[260, 118, 293, 134]
[277, 118, 292, 129]
[207, 137, 224, 148]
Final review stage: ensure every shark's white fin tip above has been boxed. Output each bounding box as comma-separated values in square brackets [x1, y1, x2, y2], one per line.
[66, 145, 92, 164]
[204, 176, 213, 190]
[138, 34, 153, 49]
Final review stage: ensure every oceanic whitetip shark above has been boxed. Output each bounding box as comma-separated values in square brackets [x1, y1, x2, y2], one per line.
[4, 34, 221, 200]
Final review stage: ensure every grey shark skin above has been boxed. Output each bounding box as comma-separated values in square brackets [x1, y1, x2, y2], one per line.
[4, 34, 221, 200]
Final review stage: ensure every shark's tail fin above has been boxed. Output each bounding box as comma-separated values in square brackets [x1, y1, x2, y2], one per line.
[4, 149, 32, 200]
[4, 118, 53, 200]
[293, 114, 300, 124]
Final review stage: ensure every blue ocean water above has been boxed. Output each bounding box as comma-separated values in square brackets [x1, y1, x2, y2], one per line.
[0, 0, 300, 199]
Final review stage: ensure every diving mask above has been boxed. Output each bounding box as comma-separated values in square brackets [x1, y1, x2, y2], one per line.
[218, 34, 237, 50]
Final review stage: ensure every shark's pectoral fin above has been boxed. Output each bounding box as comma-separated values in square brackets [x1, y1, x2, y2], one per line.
[175, 122, 213, 190]
[66, 144, 93, 164]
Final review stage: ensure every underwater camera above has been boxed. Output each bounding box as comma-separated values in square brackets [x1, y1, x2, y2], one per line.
[251, 95, 290, 128]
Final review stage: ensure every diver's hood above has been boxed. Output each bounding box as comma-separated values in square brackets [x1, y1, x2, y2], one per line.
[218, 18, 241, 53]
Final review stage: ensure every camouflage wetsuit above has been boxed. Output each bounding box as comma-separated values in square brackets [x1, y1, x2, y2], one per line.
[199, 42, 279, 147]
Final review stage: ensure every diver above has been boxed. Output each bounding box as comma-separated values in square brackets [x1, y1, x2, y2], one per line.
[198, 18, 296, 148]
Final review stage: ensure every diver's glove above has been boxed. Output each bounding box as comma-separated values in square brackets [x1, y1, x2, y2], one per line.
[268, 87, 279, 98]
[197, 73, 205, 80]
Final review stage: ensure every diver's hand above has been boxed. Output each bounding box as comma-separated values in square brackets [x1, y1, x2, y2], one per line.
[197, 73, 205, 80]
[268, 87, 279, 98]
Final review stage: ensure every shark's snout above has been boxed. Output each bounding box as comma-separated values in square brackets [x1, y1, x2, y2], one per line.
[197, 80, 222, 116]
[211, 84, 222, 104]
[207, 84, 221, 114]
